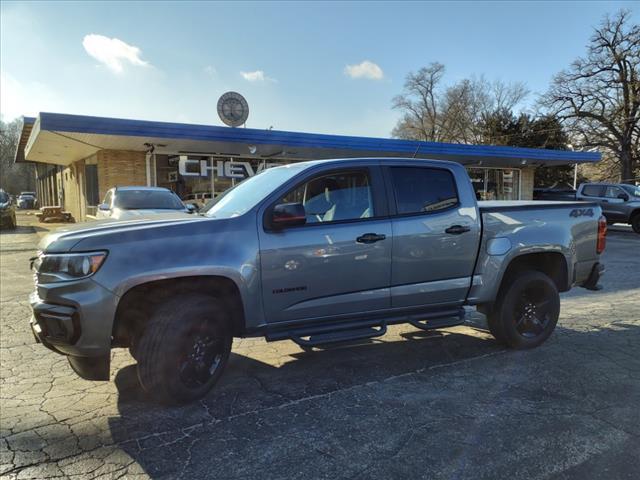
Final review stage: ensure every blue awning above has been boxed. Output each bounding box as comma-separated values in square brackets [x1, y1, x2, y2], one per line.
[21, 112, 601, 167]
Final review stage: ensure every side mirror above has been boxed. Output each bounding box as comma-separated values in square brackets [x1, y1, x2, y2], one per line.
[98, 203, 110, 211]
[270, 203, 306, 229]
[185, 204, 198, 214]
[617, 193, 629, 201]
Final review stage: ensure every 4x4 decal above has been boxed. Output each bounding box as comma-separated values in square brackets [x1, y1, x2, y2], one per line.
[570, 208, 594, 218]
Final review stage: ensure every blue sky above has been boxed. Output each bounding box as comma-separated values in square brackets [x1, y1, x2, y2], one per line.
[1, 1, 637, 137]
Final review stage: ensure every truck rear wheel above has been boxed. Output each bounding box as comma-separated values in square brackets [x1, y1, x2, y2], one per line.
[487, 271, 560, 349]
[136, 294, 232, 404]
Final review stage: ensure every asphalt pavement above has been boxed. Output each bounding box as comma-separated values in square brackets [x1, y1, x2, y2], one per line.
[1, 212, 638, 479]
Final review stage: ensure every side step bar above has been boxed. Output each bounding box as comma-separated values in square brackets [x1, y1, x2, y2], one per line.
[265, 307, 465, 347]
[292, 324, 387, 347]
[409, 313, 465, 332]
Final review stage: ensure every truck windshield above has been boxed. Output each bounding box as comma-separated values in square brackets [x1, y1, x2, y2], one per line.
[621, 185, 640, 198]
[204, 164, 308, 218]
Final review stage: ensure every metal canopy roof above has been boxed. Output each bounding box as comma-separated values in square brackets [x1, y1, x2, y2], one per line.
[20, 112, 601, 167]
[14, 117, 36, 163]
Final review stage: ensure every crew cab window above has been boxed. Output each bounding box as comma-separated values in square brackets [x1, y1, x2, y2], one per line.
[604, 186, 624, 198]
[390, 167, 458, 215]
[280, 170, 374, 223]
[581, 185, 604, 197]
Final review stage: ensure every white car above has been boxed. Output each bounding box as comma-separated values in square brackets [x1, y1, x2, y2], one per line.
[96, 187, 193, 220]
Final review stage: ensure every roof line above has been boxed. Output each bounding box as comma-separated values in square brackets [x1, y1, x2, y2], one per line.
[32, 112, 600, 163]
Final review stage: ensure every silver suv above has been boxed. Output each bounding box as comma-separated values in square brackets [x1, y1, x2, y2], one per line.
[576, 183, 640, 233]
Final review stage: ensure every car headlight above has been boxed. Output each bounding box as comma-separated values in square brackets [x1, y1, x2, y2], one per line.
[31, 251, 107, 283]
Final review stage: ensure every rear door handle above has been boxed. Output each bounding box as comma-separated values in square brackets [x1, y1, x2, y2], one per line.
[356, 233, 386, 244]
[445, 225, 471, 235]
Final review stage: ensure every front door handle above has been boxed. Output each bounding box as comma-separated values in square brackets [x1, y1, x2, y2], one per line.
[445, 225, 471, 235]
[356, 233, 386, 244]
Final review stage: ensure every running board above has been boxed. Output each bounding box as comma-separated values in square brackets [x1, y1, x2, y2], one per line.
[291, 323, 387, 347]
[263, 307, 466, 347]
[409, 315, 464, 331]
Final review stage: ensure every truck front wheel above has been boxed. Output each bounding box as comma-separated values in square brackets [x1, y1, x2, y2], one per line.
[136, 294, 232, 404]
[487, 271, 560, 349]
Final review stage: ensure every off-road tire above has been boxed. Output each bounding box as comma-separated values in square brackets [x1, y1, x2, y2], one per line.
[631, 213, 640, 234]
[137, 294, 232, 404]
[486, 271, 560, 349]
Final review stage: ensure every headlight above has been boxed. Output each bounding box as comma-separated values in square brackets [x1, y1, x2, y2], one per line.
[32, 251, 107, 283]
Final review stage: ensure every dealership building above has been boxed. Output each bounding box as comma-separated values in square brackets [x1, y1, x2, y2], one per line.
[16, 112, 601, 221]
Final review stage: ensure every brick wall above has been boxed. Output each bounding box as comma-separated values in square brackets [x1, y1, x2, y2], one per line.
[520, 167, 535, 200]
[97, 150, 147, 200]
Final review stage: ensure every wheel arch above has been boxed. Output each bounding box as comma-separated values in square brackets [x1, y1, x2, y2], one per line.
[499, 251, 569, 295]
[112, 275, 246, 347]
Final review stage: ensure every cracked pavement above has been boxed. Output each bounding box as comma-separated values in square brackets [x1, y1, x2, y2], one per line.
[1, 213, 639, 479]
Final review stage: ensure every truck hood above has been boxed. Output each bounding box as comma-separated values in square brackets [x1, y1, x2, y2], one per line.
[38, 213, 210, 253]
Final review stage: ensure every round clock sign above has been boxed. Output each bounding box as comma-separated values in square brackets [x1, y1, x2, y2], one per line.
[217, 92, 249, 127]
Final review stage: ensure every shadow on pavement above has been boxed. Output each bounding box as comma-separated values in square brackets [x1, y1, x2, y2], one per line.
[104, 321, 639, 479]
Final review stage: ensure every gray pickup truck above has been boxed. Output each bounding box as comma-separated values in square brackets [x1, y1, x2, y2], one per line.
[576, 182, 640, 233]
[30, 158, 606, 404]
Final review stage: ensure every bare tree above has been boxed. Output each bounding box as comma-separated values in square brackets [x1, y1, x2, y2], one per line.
[0, 118, 35, 194]
[541, 10, 640, 183]
[391, 63, 446, 141]
[392, 64, 528, 144]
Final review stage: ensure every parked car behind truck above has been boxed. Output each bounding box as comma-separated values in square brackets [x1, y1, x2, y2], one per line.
[17, 192, 37, 209]
[0, 189, 17, 230]
[96, 186, 194, 220]
[30, 158, 606, 404]
[576, 182, 640, 233]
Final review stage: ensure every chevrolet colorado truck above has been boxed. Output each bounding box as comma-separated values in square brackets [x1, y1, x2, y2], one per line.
[29, 158, 606, 404]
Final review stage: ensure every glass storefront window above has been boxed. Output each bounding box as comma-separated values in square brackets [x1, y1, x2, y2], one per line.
[154, 155, 285, 206]
[467, 168, 520, 200]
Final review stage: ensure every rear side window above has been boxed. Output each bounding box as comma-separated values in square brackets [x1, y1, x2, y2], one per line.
[390, 167, 458, 215]
[581, 185, 604, 197]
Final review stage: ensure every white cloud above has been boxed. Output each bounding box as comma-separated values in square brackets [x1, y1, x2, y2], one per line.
[344, 60, 384, 80]
[204, 65, 217, 77]
[82, 34, 149, 73]
[241, 70, 276, 82]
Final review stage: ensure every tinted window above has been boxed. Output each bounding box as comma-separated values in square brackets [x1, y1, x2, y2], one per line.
[581, 185, 604, 197]
[604, 186, 624, 198]
[280, 170, 374, 223]
[390, 167, 458, 214]
[114, 190, 184, 210]
[621, 185, 640, 198]
[85, 165, 99, 206]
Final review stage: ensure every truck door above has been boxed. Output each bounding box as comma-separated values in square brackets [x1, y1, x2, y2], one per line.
[258, 166, 392, 324]
[384, 165, 481, 308]
[602, 185, 628, 222]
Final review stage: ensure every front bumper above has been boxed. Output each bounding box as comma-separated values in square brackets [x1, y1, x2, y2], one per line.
[29, 277, 119, 357]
